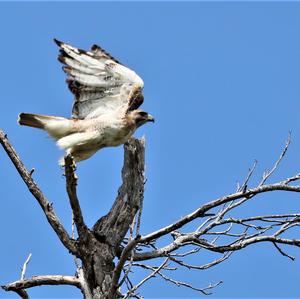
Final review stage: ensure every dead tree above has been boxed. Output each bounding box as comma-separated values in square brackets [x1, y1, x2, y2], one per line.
[1, 129, 300, 299]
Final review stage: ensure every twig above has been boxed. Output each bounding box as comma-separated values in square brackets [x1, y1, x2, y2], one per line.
[155, 270, 222, 295]
[134, 261, 222, 295]
[170, 252, 232, 270]
[259, 132, 291, 186]
[118, 216, 138, 288]
[124, 258, 169, 299]
[281, 172, 300, 185]
[136, 190, 144, 236]
[109, 235, 141, 297]
[131, 263, 177, 271]
[238, 160, 258, 192]
[170, 247, 201, 257]
[272, 242, 295, 261]
[20, 253, 32, 280]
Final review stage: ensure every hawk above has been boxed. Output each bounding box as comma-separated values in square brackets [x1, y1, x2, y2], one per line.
[18, 39, 154, 164]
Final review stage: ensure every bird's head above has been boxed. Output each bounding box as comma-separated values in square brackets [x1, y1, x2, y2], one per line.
[128, 110, 155, 128]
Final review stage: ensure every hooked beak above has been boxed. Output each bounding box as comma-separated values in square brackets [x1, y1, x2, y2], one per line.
[147, 114, 155, 123]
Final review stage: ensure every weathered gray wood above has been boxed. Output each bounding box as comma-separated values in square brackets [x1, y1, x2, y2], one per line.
[76, 137, 145, 298]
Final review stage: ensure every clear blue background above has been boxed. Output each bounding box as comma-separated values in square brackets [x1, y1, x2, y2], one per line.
[1, 2, 300, 298]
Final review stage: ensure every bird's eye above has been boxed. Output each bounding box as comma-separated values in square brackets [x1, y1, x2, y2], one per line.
[139, 112, 148, 117]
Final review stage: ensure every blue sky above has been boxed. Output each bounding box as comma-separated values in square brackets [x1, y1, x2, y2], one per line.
[1, 2, 300, 298]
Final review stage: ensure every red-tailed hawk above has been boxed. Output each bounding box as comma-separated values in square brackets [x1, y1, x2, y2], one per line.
[18, 39, 154, 164]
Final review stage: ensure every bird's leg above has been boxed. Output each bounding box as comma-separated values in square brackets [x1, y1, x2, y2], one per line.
[69, 156, 77, 172]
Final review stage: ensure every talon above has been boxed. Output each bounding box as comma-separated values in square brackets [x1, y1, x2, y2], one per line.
[71, 159, 77, 172]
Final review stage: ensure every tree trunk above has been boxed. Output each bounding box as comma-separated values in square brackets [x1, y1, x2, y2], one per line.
[77, 137, 145, 298]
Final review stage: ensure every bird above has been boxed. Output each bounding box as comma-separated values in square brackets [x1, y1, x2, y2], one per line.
[18, 39, 154, 165]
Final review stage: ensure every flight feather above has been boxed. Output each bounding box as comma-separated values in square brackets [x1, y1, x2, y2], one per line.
[54, 39, 144, 120]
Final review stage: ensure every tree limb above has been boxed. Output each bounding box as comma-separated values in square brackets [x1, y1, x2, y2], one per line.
[109, 235, 141, 297]
[2, 275, 81, 292]
[13, 289, 29, 299]
[64, 155, 89, 239]
[0, 130, 77, 255]
[138, 181, 300, 248]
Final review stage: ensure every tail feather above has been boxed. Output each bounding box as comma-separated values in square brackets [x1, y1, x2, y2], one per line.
[18, 113, 74, 139]
[18, 113, 47, 129]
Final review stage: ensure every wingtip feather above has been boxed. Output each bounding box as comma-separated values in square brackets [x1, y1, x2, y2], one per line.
[58, 53, 66, 63]
[62, 66, 72, 74]
[91, 44, 100, 51]
[54, 38, 63, 47]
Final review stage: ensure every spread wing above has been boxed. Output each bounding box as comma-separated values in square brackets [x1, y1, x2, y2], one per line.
[54, 39, 144, 119]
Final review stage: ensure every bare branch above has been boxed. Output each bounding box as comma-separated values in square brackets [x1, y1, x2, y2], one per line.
[272, 242, 295, 261]
[133, 261, 222, 295]
[20, 253, 32, 280]
[109, 235, 141, 297]
[124, 258, 169, 299]
[2, 275, 81, 293]
[209, 235, 300, 253]
[155, 271, 222, 295]
[138, 181, 300, 246]
[16, 289, 30, 299]
[259, 132, 291, 186]
[0, 130, 77, 255]
[134, 216, 300, 261]
[131, 263, 177, 271]
[64, 155, 89, 239]
[136, 191, 144, 237]
[223, 214, 300, 224]
[238, 160, 258, 192]
[118, 216, 138, 288]
[77, 268, 92, 299]
[281, 172, 300, 185]
[170, 252, 232, 270]
[170, 247, 201, 257]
